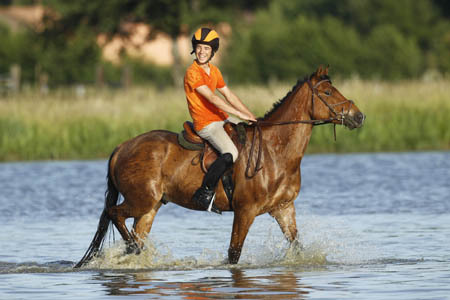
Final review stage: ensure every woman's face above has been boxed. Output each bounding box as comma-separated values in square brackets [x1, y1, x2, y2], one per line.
[195, 44, 212, 64]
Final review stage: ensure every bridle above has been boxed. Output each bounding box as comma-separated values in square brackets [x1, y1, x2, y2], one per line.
[307, 79, 354, 126]
[245, 78, 354, 178]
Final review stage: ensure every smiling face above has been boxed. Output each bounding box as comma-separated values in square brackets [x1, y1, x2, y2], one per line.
[195, 44, 213, 64]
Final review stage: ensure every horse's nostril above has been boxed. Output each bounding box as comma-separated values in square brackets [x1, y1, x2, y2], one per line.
[355, 112, 365, 124]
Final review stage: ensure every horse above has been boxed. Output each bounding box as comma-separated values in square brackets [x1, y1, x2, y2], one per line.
[75, 66, 365, 268]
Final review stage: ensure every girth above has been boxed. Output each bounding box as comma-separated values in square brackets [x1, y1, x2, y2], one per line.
[177, 121, 246, 173]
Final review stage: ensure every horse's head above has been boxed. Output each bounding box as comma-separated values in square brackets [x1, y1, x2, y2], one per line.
[308, 66, 365, 129]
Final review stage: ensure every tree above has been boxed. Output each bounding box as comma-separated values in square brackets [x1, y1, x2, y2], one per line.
[40, 0, 269, 86]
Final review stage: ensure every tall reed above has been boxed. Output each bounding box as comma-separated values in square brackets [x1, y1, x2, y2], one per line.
[0, 78, 449, 161]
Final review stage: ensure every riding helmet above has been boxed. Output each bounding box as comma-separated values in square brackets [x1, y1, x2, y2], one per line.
[191, 28, 220, 54]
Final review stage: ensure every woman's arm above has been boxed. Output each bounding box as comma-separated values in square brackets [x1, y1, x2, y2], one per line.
[217, 86, 257, 121]
[195, 85, 255, 121]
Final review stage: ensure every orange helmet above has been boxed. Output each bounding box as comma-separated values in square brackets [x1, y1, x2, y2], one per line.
[191, 28, 220, 54]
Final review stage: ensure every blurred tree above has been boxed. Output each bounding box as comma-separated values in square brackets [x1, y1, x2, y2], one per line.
[2, 0, 448, 85]
[433, 0, 450, 18]
[224, 0, 449, 82]
[40, 0, 269, 86]
[0, 23, 38, 82]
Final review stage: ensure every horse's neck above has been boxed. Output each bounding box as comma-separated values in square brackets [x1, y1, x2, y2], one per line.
[264, 83, 313, 153]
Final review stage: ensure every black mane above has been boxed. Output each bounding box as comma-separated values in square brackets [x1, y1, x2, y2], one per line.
[262, 74, 331, 120]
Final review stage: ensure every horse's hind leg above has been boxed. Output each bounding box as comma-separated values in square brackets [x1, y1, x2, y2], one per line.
[132, 202, 163, 247]
[107, 201, 140, 253]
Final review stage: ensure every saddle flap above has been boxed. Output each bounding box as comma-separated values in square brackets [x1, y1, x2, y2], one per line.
[179, 120, 247, 173]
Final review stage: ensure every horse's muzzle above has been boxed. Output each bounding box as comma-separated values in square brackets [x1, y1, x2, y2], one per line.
[344, 111, 365, 129]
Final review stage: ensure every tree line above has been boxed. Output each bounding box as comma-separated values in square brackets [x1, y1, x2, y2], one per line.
[1, 0, 449, 87]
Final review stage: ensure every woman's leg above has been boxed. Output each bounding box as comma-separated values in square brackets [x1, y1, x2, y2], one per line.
[192, 121, 238, 213]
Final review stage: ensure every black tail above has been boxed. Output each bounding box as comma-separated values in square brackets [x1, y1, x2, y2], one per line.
[74, 149, 120, 268]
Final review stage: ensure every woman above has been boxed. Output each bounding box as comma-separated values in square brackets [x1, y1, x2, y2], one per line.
[184, 27, 257, 214]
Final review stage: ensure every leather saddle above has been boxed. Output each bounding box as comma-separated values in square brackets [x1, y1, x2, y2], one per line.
[179, 121, 246, 173]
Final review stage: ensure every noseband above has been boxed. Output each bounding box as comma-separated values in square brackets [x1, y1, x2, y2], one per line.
[245, 79, 353, 178]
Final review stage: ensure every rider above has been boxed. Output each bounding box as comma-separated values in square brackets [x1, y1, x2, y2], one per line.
[184, 27, 257, 214]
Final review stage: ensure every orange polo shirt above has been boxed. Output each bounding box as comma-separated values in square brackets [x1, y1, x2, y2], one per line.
[184, 60, 228, 132]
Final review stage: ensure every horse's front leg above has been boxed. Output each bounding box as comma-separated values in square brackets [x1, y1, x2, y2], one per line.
[228, 209, 257, 264]
[269, 202, 301, 248]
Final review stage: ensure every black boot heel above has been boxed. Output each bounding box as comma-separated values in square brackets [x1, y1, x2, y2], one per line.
[192, 186, 222, 214]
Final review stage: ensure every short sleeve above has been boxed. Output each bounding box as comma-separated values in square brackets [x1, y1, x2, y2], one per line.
[215, 67, 226, 89]
[185, 67, 205, 90]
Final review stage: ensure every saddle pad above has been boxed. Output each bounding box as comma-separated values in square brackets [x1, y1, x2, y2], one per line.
[177, 132, 204, 150]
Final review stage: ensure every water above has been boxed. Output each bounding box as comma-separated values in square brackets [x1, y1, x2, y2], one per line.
[0, 152, 449, 299]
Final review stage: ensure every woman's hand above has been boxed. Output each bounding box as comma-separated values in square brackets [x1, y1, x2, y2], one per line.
[238, 111, 257, 123]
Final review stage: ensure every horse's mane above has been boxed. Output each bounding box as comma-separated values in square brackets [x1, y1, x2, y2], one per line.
[262, 73, 331, 120]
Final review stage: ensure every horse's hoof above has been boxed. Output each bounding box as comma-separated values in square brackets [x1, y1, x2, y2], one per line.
[286, 239, 304, 257]
[125, 244, 141, 255]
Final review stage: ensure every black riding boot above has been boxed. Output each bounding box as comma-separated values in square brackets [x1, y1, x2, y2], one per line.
[192, 153, 233, 214]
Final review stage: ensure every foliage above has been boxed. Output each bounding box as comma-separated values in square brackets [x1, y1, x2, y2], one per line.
[223, 12, 365, 82]
[36, 25, 101, 85]
[0, 0, 450, 85]
[223, 0, 450, 82]
[37, 0, 269, 85]
[0, 23, 38, 82]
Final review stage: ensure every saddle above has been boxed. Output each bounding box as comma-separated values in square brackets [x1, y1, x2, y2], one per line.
[178, 121, 246, 173]
[177, 121, 247, 207]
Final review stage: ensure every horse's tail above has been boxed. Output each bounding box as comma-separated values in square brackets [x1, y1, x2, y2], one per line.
[74, 148, 120, 268]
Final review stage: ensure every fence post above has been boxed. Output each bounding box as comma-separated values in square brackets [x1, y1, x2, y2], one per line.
[10, 64, 21, 92]
[121, 65, 131, 89]
[96, 65, 104, 88]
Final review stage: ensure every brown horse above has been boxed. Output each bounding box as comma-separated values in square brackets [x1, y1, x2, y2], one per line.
[75, 66, 364, 268]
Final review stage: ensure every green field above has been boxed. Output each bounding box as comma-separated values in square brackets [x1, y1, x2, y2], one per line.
[1, 78, 449, 161]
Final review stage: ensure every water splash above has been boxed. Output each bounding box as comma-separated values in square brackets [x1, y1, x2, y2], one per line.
[78, 214, 376, 270]
[238, 214, 377, 268]
[81, 239, 226, 270]
[296, 214, 378, 265]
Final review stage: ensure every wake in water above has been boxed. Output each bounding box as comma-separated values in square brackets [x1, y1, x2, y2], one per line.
[0, 260, 74, 274]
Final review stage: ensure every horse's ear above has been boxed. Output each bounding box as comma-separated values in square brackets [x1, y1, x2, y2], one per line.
[315, 65, 323, 77]
[314, 65, 330, 77]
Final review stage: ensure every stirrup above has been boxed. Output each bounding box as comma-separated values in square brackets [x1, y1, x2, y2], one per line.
[206, 193, 221, 214]
[207, 193, 219, 213]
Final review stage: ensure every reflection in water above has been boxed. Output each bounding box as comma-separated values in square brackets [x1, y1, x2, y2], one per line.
[97, 268, 311, 299]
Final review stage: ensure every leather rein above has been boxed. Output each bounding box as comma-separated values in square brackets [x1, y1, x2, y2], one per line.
[245, 78, 353, 178]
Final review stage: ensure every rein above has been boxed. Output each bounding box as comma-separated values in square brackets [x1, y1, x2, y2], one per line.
[245, 79, 352, 178]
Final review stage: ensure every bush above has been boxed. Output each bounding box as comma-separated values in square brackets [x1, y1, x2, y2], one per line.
[223, 0, 448, 82]
[124, 58, 174, 87]
[36, 26, 101, 85]
[0, 23, 38, 82]
[223, 6, 365, 82]
[359, 25, 423, 79]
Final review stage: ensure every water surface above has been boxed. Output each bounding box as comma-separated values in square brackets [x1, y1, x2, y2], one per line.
[0, 152, 449, 299]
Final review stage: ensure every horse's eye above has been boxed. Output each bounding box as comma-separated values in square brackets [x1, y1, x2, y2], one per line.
[324, 90, 332, 96]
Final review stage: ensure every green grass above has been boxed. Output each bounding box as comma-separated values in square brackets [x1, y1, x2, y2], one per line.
[1, 78, 449, 161]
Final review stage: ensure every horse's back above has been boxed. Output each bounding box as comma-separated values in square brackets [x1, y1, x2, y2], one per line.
[110, 130, 178, 194]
